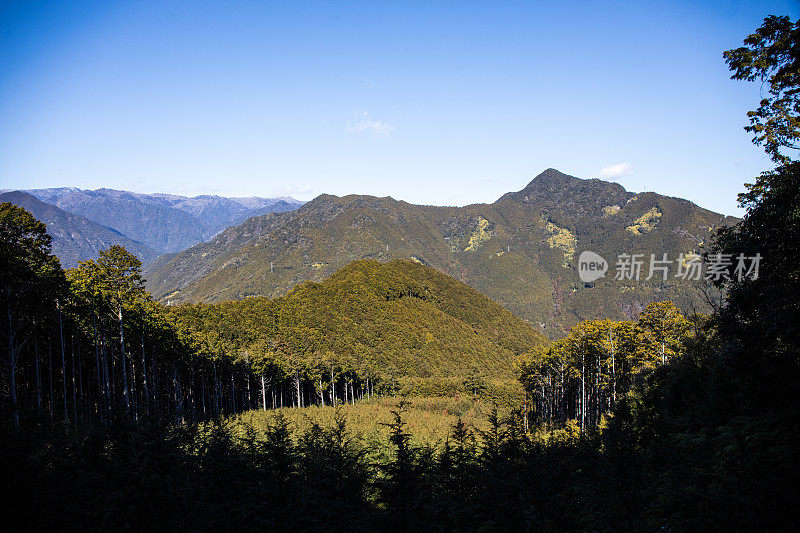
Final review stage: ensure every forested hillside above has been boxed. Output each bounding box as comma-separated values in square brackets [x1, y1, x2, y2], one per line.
[168, 259, 548, 401]
[147, 170, 735, 336]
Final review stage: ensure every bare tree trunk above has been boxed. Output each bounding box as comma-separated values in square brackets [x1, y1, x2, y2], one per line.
[58, 304, 68, 428]
[212, 362, 219, 416]
[92, 305, 103, 425]
[48, 334, 54, 423]
[71, 333, 77, 427]
[230, 372, 236, 413]
[246, 372, 251, 411]
[34, 328, 42, 417]
[140, 333, 149, 417]
[261, 375, 267, 411]
[330, 367, 336, 407]
[610, 330, 616, 405]
[102, 329, 111, 420]
[151, 349, 158, 416]
[294, 372, 301, 408]
[118, 306, 130, 419]
[131, 344, 138, 424]
[6, 305, 19, 429]
[201, 373, 207, 418]
[581, 353, 586, 430]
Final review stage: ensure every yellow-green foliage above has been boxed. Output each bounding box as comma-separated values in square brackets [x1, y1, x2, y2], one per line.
[518, 302, 694, 429]
[544, 221, 577, 266]
[626, 207, 662, 235]
[233, 396, 499, 447]
[464, 217, 493, 251]
[398, 376, 524, 406]
[602, 205, 621, 216]
[169, 259, 548, 393]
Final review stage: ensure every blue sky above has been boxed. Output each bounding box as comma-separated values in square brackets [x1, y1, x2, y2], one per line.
[1, 1, 798, 215]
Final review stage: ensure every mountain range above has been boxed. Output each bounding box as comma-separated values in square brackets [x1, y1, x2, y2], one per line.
[145, 169, 738, 336]
[0, 191, 160, 266]
[0, 187, 304, 267]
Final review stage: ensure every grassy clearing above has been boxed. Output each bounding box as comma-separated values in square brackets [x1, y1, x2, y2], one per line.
[232, 395, 503, 448]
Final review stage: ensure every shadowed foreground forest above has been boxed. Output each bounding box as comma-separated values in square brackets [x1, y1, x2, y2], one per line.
[1, 15, 800, 532]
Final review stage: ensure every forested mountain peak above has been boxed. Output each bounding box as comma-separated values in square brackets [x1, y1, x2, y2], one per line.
[496, 168, 633, 218]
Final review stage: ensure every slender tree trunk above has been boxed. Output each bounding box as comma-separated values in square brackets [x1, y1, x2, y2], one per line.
[330, 367, 336, 407]
[294, 372, 301, 408]
[246, 372, 251, 411]
[581, 353, 586, 430]
[48, 334, 54, 423]
[131, 344, 138, 424]
[77, 337, 83, 424]
[34, 328, 42, 417]
[102, 329, 111, 419]
[58, 304, 68, 428]
[92, 305, 103, 425]
[230, 372, 236, 413]
[7, 308, 19, 429]
[190, 370, 196, 420]
[151, 349, 158, 417]
[213, 362, 219, 415]
[118, 307, 130, 419]
[610, 330, 616, 404]
[201, 373, 207, 418]
[140, 333, 149, 418]
[71, 333, 77, 427]
[261, 375, 267, 411]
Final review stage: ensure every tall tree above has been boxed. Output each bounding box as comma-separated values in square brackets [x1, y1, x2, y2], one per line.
[96, 246, 147, 420]
[0, 203, 63, 428]
[717, 15, 800, 351]
[724, 15, 800, 163]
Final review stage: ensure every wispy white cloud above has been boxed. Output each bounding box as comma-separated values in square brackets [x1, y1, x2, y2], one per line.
[598, 162, 633, 178]
[275, 185, 314, 198]
[346, 111, 395, 138]
[479, 176, 496, 183]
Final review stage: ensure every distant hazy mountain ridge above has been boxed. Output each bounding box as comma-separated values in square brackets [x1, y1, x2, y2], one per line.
[0, 191, 158, 267]
[18, 187, 303, 254]
[1, 187, 304, 267]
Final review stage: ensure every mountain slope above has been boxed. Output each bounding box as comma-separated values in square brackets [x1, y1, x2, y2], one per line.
[19, 187, 304, 254]
[148, 169, 737, 336]
[0, 191, 157, 267]
[170, 259, 548, 394]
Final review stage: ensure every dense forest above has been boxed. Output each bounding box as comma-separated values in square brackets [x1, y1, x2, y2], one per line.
[1, 15, 799, 531]
[0, 231, 545, 431]
[518, 302, 696, 431]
